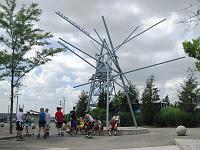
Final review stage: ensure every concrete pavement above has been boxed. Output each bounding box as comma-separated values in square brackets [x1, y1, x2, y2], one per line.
[0, 123, 16, 140]
[1, 124, 200, 150]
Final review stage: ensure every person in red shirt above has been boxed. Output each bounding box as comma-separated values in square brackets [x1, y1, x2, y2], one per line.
[55, 107, 64, 136]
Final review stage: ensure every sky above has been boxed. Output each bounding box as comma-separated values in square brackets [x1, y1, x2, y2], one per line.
[0, 0, 200, 116]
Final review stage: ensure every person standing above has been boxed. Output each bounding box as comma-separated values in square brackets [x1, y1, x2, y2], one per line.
[70, 107, 77, 135]
[45, 108, 51, 137]
[16, 108, 25, 141]
[37, 108, 46, 139]
[55, 107, 64, 136]
[24, 111, 32, 136]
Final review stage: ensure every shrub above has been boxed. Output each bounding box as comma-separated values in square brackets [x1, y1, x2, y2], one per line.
[154, 107, 198, 127]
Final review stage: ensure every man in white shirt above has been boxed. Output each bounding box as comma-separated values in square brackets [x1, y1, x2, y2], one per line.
[16, 108, 25, 141]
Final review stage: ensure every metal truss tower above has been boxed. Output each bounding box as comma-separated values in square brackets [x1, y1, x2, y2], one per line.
[56, 11, 185, 128]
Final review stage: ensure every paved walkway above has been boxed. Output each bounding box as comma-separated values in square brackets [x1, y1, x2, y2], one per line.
[0, 123, 16, 139]
[1, 124, 200, 150]
[114, 146, 178, 150]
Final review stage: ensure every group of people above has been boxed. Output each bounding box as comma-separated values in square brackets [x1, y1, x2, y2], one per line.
[15, 107, 51, 141]
[63, 107, 120, 137]
[15, 106, 120, 141]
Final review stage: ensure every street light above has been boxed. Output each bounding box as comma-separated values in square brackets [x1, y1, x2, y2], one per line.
[14, 93, 21, 114]
[61, 97, 67, 114]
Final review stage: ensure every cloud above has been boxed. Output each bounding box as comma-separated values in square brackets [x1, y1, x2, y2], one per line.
[0, 0, 199, 115]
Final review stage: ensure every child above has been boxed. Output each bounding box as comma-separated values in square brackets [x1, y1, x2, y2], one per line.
[24, 111, 31, 136]
[93, 118, 103, 135]
[77, 117, 85, 135]
[108, 112, 120, 136]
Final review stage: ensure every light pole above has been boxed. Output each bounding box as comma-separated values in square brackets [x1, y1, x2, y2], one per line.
[61, 97, 67, 114]
[15, 93, 21, 114]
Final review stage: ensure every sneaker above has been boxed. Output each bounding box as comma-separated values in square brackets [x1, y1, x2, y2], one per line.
[61, 133, 64, 136]
[114, 132, 117, 136]
[108, 131, 111, 136]
[84, 135, 89, 138]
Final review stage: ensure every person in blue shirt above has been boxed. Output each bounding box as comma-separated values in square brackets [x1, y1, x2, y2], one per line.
[37, 108, 46, 139]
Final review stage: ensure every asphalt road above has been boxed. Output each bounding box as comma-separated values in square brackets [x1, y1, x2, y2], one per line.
[0, 127, 200, 150]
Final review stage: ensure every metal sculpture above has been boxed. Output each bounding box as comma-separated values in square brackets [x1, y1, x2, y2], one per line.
[56, 11, 185, 127]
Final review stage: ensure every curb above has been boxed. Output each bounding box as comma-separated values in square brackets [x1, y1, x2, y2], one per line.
[0, 135, 16, 140]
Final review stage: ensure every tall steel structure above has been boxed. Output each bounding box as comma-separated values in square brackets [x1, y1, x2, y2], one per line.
[56, 11, 185, 127]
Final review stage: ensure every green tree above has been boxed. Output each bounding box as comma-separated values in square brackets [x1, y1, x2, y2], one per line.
[162, 95, 170, 106]
[120, 83, 140, 112]
[128, 82, 140, 110]
[76, 91, 88, 117]
[141, 75, 160, 125]
[178, 71, 200, 112]
[183, 38, 200, 71]
[180, 4, 200, 71]
[97, 91, 106, 109]
[0, 0, 63, 133]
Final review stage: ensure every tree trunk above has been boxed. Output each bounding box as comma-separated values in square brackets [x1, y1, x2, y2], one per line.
[9, 48, 15, 134]
[9, 84, 14, 134]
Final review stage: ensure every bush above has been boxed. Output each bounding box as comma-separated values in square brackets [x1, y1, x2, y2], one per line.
[154, 107, 196, 127]
[118, 111, 142, 127]
[90, 108, 108, 125]
[90, 108, 141, 127]
[120, 112, 132, 126]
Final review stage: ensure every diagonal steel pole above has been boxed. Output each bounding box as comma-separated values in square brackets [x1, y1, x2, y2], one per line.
[73, 82, 91, 88]
[122, 56, 185, 75]
[58, 41, 96, 69]
[59, 38, 97, 60]
[102, 16, 138, 127]
[56, 11, 102, 46]
[114, 25, 139, 52]
[114, 18, 166, 50]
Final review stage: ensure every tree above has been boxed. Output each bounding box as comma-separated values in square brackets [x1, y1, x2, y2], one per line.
[119, 83, 140, 112]
[97, 91, 106, 109]
[0, 0, 63, 133]
[178, 71, 200, 112]
[76, 91, 88, 117]
[110, 82, 140, 113]
[179, 3, 200, 71]
[128, 82, 140, 111]
[183, 38, 200, 71]
[162, 95, 170, 106]
[141, 75, 160, 125]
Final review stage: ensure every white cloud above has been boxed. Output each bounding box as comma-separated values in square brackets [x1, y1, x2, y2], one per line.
[1, 0, 199, 115]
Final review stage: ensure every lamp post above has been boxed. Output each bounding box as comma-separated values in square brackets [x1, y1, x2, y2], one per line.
[61, 97, 67, 114]
[15, 93, 21, 114]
